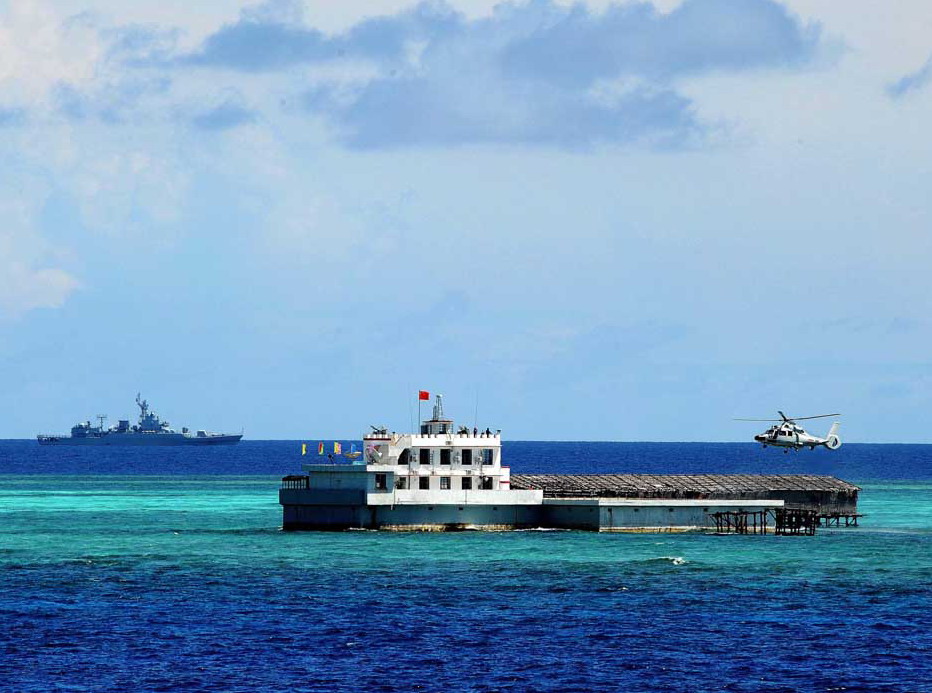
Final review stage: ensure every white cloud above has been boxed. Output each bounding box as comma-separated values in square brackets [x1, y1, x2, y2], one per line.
[48, 0, 245, 50]
[0, 263, 80, 317]
[0, 2, 188, 316]
[0, 1, 102, 105]
[0, 195, 80, 318]
[172, 0, 822, 149]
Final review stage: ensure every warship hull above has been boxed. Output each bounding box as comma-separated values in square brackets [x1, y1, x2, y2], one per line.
[38, 394, 242, 446]
[37, 433, 243, 446]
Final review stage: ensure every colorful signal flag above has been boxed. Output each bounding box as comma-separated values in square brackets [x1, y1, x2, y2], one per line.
[334, 442, 342, 455]
[418, 390, 430, 400]
[318, 442, 324, 455]
[301, 443, 307, 456]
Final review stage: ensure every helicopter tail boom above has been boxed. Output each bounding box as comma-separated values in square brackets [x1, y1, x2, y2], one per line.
[824, 422, 841, 450]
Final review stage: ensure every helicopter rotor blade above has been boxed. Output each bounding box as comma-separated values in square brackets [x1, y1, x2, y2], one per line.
[733, 418, 780, 422]
[787, 413, 840, 421]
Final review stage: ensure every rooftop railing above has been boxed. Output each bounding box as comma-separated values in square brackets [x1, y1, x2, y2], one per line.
[366, 432, 501, 440]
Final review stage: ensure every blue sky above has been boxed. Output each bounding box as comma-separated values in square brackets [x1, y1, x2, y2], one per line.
[1, 0, 931, 441]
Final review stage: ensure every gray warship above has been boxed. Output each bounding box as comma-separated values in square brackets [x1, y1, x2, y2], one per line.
[37, 394, 243, 446]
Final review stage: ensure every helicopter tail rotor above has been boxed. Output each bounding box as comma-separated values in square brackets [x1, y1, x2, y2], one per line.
[824, 422, 842, 450]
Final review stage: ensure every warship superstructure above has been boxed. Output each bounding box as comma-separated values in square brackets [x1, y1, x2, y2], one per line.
[37, 394, 242, 446]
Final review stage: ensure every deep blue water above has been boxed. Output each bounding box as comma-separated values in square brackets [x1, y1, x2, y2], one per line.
[1, 441, 930, 692]
[3, 439, 931, 479]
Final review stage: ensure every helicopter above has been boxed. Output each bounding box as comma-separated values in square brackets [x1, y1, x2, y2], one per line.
[735, 411, 842, 452]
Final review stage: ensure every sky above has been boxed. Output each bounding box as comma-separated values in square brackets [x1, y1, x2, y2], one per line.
[1, 0, 931, 442]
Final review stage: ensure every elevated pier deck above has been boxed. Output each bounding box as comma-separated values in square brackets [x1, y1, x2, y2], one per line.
[510, 474, 859, 512]
[508, 474, 861, 533]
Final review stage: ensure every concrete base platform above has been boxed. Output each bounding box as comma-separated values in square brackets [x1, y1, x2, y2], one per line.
[281, 501, 543, 531]
[280, 497, 783, 532]
[541, 498, 780, 532]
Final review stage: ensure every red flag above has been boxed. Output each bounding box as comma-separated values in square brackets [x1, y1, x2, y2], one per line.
[418, 390, 430, 400]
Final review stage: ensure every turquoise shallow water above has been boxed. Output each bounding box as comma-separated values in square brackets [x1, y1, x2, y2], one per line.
[2, 442, 931, 691]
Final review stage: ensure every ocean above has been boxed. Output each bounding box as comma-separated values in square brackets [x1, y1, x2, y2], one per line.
[1, 441, 930, 692]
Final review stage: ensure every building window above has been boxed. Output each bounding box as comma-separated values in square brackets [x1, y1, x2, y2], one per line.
[398, 448, 410, 465]
[480, 477, 493, 490]
[419, 477, 430, 490]
[461, 449, 473, 465]
[482, 449, 493, 465]
[396, 478, 407, 490]
[419, 448, 430, 465]
[440, 477, 451, 490]
[440, 449, 451, 465]
[375, 473, 388, 491]
[461, 477, 472, 490]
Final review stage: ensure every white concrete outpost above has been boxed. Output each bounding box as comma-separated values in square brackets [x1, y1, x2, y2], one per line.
[279, 395, 786, 531]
